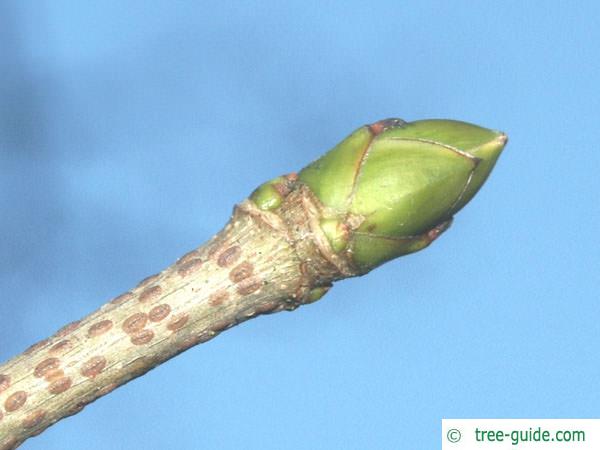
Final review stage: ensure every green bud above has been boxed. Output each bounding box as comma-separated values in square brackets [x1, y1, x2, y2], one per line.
[319, 218, 349, 253]
[306, 286, 331, 303]
[250, 176, 288, 211]
[298, 118, 506, 272]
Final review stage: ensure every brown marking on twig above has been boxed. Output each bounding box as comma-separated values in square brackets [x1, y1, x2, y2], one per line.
[148, 304, 171, 322]
[87, 320, 113, 338]
[122, 313, 148, 334]
[80, 356, 107, 379]
[138, 285, 163, 303]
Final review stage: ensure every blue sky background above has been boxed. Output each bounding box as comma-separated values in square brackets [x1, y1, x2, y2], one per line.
[1, 1, 599, 449]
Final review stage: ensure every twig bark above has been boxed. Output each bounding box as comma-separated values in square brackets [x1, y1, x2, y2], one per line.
[0, 184, 354, 449]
